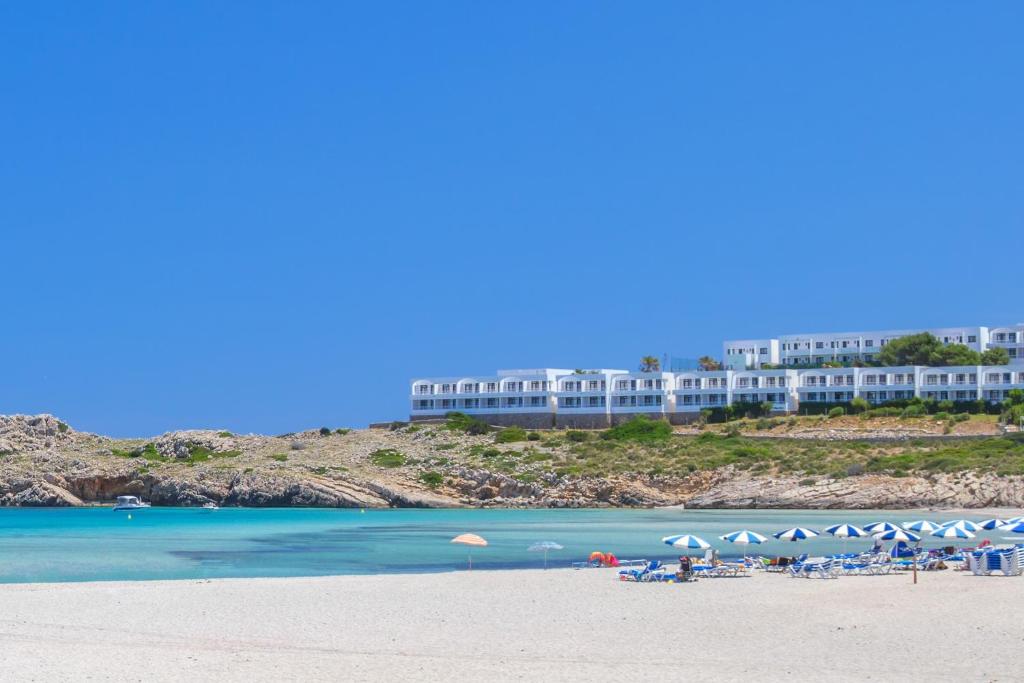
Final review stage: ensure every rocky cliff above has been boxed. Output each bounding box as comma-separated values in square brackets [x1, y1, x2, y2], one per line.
[0, 414, 1021, 509]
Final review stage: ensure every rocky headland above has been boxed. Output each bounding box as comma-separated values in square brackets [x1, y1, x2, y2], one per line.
[1, 413, 1021, 509]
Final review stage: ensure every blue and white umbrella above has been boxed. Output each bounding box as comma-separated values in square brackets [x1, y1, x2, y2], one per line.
[719, 530, 768, 546]
[903, 520, 943, 533]
[975, 519, 1007, 530]
[864, 521, 902, 534]
[774, 527, 819, 542]
[874, 529, 921, 543]
[825, 523, 868, 538]
[662, 534, 711, 550]
[931, 526, 975, 540]
[1004, 516, 1024, 525]
[719, 530, 768, 561]
[941, 519, 981, 533]
[998, 521, 1024, 534]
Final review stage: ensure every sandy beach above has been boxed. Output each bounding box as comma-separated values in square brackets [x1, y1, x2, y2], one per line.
[0, 567, 1020, 682]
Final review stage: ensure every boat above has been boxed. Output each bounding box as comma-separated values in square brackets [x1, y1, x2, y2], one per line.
[112, 495, 151, 511]
[201, 502, 219, 511]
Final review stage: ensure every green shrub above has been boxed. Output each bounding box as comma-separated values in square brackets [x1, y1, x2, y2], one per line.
[934, 412, 950, 421]
[602, 416, 672, 443]
[828, 407, 846, 419]
[217, 431, 233, 438]
[480, 448, 502, 458]
[319, 427, 331, 436]
[850, 397, 870, 414]
[527, 432, 542, 441]
[901, 405, 927, 418]
[370, 448, 406, 468]
[335, 428, 351, 435]
[270, 453, 288, 462]
[418, 471, 444, 488]
[565, 430, 589, 442]
[445, 412, 491, 435]
[798, 478, 817, 486]
[953, 413, 970, 423]
[495, 426, 528, 443]
[57, 421, 70, 433]
[846, 463, 865, 476]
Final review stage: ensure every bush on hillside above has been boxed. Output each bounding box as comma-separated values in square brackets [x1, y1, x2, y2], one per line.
[601, 415, 673, 443]
[828, 407, 846, 419]
[495, 426, 527, 443]
[445, 411, 491, 435]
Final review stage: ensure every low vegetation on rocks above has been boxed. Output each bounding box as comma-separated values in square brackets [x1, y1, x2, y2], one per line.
[1, 413, 1023, 509]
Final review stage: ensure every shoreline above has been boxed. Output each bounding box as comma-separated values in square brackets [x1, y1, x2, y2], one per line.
[2, 568, 1022, 681]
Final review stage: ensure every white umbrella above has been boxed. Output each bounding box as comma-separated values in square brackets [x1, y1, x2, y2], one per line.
[528, 541, 563, 569]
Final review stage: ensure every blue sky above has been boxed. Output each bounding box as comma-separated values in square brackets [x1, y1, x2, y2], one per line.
[1, 3, 1021, 437]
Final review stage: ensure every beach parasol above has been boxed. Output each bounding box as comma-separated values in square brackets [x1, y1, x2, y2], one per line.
[662, 534, 711, 550]
[864, 521, 902, 534]
[451, 533, 487, 570]
[825, 524, 868, 553]
[999, 521, 1024, 534]
[931, 526, 975, 541]
[718, 530, 768, 562]
[874, 528, 921, 543]
[902, 520, 943, 533]
[528, 541, 563, 569]
[773, 527, 819, 542]
[976, 519, 1007, 530]
[940, 519, 981, 533]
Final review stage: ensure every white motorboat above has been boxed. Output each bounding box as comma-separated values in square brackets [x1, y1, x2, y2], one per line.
[201, 502, 219, 511]
[112, 495, 151, 511]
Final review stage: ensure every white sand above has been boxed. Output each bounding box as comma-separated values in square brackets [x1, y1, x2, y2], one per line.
[0, 568, 1020, 681]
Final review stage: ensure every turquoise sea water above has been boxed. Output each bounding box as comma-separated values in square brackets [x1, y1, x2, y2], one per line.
[0, 507, 1011, 583]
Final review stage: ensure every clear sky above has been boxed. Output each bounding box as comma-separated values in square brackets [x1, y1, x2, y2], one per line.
[1, 3, 1021, 437]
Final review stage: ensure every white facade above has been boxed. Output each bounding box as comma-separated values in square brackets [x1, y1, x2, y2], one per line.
[723, 324, 1010, 369]
[410, 365, 1024, 424]
[722, 339, 780, 370]
[989, 324, 1024, 363]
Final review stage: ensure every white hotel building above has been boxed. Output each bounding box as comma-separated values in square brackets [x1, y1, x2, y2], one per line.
[411, 322, 1024, 427]
[410, 365, 1024, 428]
[723, 323, 1024, 370]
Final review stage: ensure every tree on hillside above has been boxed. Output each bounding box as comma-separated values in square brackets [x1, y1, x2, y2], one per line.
[876, 332, 984, 367]
[981, 347, 1010, 365]
[698, 355, 722, 371]
[639, 356, 661, 372]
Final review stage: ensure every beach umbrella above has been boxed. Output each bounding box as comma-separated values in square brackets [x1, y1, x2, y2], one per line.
[719, 530, 768, 562]
[773, 527, 819, 542]
[825, 524, 868, 553]
[825, 523, 868, 538]
[662, 534, 711, 550]
[451, 533, 487, 570]
[528, 541, 563, 569]
[931, 526, 975, 541]
[875, 529, 921, 543]
[1004, 516, 1024, 525]
[999, 521, 1024, 534]
[864, 521, 902, 534]
[902, 520, 943, 533]
[940, 519, 981, 533]
[975, 519, 1007, 531]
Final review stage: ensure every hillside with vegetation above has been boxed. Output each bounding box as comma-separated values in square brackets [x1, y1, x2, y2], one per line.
[1, 410, 1022, 509]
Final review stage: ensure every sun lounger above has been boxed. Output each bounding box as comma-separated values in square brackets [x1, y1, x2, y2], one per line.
[618, 560, 667, 582]
[789, 557, 838, 579]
